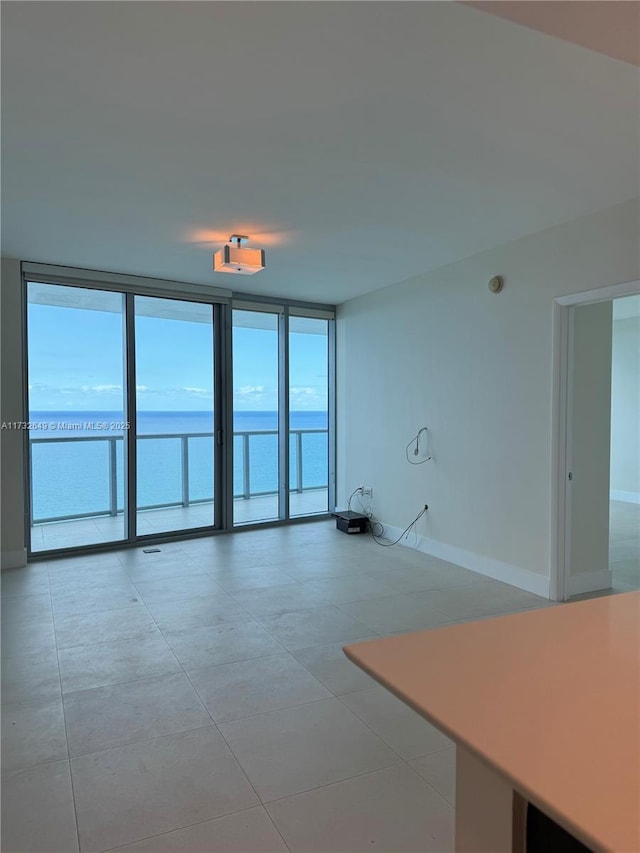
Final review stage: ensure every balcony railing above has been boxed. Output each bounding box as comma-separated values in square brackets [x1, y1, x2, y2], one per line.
[29, 429, 327, 525]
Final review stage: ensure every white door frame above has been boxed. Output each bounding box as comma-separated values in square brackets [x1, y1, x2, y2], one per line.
[550, 279, 640, 601]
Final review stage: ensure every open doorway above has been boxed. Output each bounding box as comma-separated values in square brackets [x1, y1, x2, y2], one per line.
[609, 295, 640, 593]
[552, 282, 640, 600]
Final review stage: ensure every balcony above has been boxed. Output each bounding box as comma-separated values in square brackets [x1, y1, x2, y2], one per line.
[29, 429, 329, 552]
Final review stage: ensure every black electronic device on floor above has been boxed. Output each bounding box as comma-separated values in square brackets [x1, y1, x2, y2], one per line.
[333, 510, 369, 534]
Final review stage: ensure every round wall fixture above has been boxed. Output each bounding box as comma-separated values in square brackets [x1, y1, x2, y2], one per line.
[488, 275, 504, 294]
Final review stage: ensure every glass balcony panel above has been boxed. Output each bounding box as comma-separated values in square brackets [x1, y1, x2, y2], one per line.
[31, 439, 111, 521]
[249, 432, 279, 496]
[136, 437, 182, 508]
[301, 431, 328, 490]
[188, 435, 214, 503]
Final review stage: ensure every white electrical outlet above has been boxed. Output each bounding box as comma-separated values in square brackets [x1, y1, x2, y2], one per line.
[362, 486, 373, 497]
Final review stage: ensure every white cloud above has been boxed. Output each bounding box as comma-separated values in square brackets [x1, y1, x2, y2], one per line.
[182, 386, 210, 395]
[82, 384, 122, 393]
[136, 384, 149, 392]
[289, 385, 326, 411]
[238, 385, 264, 395]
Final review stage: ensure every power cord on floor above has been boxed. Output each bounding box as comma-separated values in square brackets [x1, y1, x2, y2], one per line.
[370, 504, 428, 547]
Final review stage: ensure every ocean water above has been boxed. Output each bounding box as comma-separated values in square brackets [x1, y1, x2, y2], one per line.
[29, 411, 328, 521]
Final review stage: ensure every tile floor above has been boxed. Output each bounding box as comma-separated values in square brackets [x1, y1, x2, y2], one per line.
[0, 518, 612, 853]
[609, 500, 640, 592]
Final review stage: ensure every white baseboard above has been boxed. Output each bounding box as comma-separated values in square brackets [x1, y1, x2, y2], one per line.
[378, 524, 550, 598]
[1, 548, 28, 570]
[610, 490, 640, 505]
[568, 569, 612, 597]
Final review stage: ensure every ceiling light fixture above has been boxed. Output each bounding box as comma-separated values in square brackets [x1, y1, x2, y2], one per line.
[213, 235, 266, 275]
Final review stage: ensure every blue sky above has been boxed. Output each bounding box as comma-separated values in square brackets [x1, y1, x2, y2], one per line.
[28, 303, 328, 412]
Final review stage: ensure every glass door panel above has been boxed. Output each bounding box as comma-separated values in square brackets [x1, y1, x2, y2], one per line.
[134, 296, 215, 534]
[289, 316, 329, 517]
[26, 282, 127, 552]
[232, 309, 280, 524]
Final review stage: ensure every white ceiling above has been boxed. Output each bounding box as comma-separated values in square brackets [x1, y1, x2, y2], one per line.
[2, 2, 639, 305]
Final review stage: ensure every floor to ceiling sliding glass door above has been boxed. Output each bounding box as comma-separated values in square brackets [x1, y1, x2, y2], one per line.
[134, 296, 216, 535]
[26, 282, 218, 554]
[25, 269, 334, 555]
[232, 308, 280, 525]
[27, 283, 128, 552]
[288, 315, 330, 517]
[231, 305, 333, 525]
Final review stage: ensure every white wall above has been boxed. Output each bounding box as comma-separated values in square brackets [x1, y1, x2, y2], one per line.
[568, 302, 612, 590]
[337, 199, 639, 594]
[1, 257, 27, 568]
[610, 316, 640, 502]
